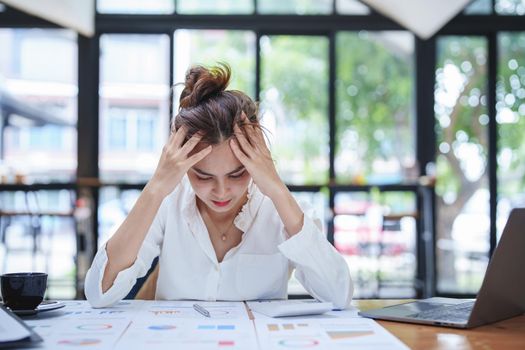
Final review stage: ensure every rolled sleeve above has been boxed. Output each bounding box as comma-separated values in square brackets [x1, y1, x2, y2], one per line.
[84, 198, 167, 308]
[85, 239, 160, 308]
[278, 205, 354, 309]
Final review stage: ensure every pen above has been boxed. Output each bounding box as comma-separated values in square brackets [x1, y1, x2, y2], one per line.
[193, 303, 211, 317]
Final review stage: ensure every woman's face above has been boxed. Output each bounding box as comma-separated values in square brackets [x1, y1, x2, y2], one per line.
[188, 140, 251, 214]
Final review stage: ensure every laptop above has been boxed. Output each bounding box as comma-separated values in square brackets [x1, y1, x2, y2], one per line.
[358, 208, 525, 328]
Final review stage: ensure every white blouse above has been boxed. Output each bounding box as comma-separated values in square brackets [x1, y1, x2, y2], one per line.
[85, 177, 353, 309]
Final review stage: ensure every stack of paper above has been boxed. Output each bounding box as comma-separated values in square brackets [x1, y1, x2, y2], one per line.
[20, 300, 409, 350]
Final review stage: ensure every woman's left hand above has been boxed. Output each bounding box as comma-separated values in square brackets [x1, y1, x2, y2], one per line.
[229, 113, 285, 199]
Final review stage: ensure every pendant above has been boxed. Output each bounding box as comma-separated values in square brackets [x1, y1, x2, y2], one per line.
[221, 234, 227, 241]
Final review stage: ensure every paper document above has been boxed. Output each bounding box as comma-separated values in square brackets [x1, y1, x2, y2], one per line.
[0, 307, 31, 342]
[115, 318, 259, 350]
[142, 300, 250, 320]
[255, 317, 409, 350]
[24, 318, 131, 349]
[22, 300, 408, 350]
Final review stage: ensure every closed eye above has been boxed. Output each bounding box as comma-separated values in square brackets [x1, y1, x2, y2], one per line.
[229, 170, 246, 179]
[196, 175, 212, 181]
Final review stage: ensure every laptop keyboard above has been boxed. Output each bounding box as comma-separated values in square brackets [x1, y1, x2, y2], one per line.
[410, 301, 475, 323]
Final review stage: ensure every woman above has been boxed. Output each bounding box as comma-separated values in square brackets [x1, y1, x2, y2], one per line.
[85, 64, 353, 308]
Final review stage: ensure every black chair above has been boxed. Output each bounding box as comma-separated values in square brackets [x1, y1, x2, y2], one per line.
[124, 256, 158, 299]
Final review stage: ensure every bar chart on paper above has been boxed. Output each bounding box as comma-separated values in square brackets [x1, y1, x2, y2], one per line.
[255, 318, 409, 350]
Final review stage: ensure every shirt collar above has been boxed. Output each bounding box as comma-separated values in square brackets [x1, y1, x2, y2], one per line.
[181, 177, 265, 234]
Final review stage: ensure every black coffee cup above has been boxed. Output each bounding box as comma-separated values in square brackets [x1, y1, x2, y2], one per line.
[1, 272, 47, 310]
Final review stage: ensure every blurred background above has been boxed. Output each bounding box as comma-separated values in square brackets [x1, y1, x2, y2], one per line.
[0, 0, 524, 301]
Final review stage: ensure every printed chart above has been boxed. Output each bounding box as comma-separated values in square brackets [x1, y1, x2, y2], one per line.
[25, 318, 131, 350]
[115, 319, 259, 350]
[255, 318, 409, 350]
[23, 300, 408, 350]
[143, 300, 249, 320]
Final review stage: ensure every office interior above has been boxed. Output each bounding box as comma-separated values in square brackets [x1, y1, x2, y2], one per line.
[0, 0, 524, 305]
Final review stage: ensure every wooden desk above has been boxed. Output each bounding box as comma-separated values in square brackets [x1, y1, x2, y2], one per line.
[354, 299, 525, 350]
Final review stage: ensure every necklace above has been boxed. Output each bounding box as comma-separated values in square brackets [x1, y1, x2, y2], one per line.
[202, 209, 237, 242]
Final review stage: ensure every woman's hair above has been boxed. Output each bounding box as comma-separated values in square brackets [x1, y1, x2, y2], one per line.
[171, 63, 259, 145]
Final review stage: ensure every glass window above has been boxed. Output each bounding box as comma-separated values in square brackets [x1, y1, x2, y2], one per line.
[336, 0, 370, 14]
[258, 0, 333, 14]
[98, 187, 142, 246]
[105, 107, 158, 152]
[334, 190, 417, 298]
[97, 0, 175, 14]
[435, 36, 490, 294]
[288, 191, 328, 295]
[260, 35, 329, 185]
[497, 32, 525, 238]
[177, 0, 253, 14]
[0, 29, 77, 183]
[464, 0, 493, 14]
[107, 113, 127, 150]
[173, 30, 256, 100]
[137, 114, 156, 151]
[336, 31, 415, 185]
[0, 189, 77, 298]
[0, 29, 77, 298]
[496, 0, 525, 15]
[99, 34, 170, 182]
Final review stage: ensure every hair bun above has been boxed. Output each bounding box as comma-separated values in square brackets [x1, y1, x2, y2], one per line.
[179, 63, 231, 109]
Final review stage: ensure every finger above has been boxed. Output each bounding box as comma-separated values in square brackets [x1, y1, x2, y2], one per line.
[185, 145, 212, 166]
[248, 124, 265, 149]
[240, 122, 265, 154]
[240, 112, 261, 145]
[230, 139, 250, 164]
[241, 111, 257, 127]
[179, 132, 204, 155]
[171, 126, 187, 148]
[251, 126, 265, 145]
[234, 124, 256, 158]
[242, 110, 258, 123]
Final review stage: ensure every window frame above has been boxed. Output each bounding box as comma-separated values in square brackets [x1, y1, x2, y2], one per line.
[1, 0, 524, 298]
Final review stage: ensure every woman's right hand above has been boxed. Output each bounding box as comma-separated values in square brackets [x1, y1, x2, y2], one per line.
[147, 127, 212, 197]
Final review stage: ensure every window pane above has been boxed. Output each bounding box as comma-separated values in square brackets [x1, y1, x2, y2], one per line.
[288, 191, 328, 295]
[435, 36, 490, 294]
[496, 0, 525, 15]
[98, 187, 141, 246]
[99, 34, 170, 182]
[334, 191, 417, 298]
[258, 0, 333, 14]
[0, 29, 77, 183]
[497, 32, 525, 238]
[260, 35, 329, 184]
[173, 30, 256, 100]
[336, 0, 370, 14]
[336, 31, 415, 184]
[464, 0, 493, 14]
[97, 0, 175, 14]
[0, 190, 77, 298]
[177, 0, 253, 14]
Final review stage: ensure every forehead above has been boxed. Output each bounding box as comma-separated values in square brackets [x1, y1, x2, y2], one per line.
[192, 141, 242, 175]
